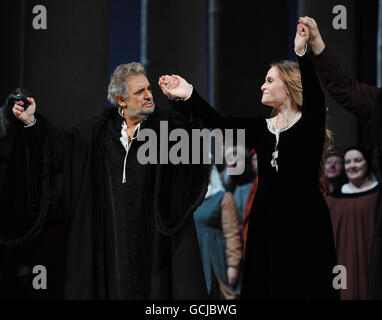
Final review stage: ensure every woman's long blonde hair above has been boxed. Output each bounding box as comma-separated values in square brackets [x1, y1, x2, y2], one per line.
[270, 60, 334, 150]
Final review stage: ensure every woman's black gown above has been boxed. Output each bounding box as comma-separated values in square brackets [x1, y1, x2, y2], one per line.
[182, 55, 338, 299]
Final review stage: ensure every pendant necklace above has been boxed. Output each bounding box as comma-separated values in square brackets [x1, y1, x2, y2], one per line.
[269, 112, 300, 172]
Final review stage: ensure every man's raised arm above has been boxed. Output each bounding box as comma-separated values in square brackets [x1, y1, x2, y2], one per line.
[300, 16, 381, 121]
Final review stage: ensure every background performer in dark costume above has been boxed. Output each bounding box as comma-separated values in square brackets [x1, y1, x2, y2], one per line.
[0, 63, 210, 299]
[326, 147, 377, 299]
[299, 16, 382, 300]
[157, 25, 338, 299]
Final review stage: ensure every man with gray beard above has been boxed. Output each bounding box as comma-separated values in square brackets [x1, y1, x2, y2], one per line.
[0, 62, 210, 299]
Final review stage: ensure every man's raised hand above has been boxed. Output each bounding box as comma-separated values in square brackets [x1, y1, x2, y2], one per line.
[158, 75, 192, 100]
[12, 97, 36, 126]
[299, 16, 326, 55]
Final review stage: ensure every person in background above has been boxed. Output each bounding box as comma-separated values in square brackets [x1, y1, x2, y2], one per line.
[223, 146, 256, 226]
[299, 16, 382, 299]
[324, 149, 346, 195]
[326, 147, 378, 299]
[242, 150, 259, 253]
[193, 166, 242, 300]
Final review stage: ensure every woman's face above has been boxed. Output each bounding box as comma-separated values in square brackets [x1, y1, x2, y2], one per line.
[261, 67, 289, 108]
[344, 150, 368, 183]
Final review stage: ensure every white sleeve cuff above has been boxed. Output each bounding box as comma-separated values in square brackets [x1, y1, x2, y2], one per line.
[184, 84, 193, 101]
[295, 43, 308, 57]
[169, 84, 193, 101]
[24, 118, 37, 128]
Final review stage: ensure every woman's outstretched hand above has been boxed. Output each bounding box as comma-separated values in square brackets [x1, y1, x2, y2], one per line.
[158, 75, 192, 100]
[294, 23, 309, 56]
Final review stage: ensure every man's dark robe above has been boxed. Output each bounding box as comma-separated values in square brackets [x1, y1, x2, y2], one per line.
[0, 100, 210, 299]
[309, 47, 382, 299]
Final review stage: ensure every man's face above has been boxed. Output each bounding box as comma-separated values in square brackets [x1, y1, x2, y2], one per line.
[325, 155, 344, 179]
[119, 73, 155, 117]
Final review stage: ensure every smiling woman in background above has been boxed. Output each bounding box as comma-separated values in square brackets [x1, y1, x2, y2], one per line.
[326, 147, 378, 300]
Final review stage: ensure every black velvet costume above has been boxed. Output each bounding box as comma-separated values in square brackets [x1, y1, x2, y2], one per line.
[178, 56, 339, 299]
[0, 100, 210, 299]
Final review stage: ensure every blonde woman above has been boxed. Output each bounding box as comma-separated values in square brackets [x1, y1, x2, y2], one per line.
[159, 24, 338, 299]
